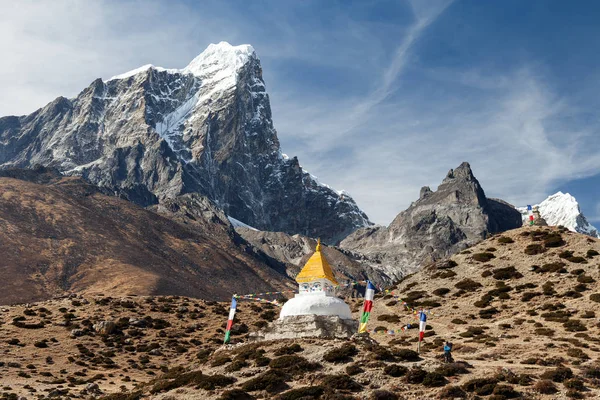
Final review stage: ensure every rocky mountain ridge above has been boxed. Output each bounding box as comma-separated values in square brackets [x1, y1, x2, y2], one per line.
[340, 162, 523, 279]
[0, 42, 370, 244]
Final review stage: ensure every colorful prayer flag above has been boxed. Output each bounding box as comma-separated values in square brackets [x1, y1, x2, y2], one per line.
[418, 311, 427, 342]
[224, 296, 237, 344]
[358, 281, 375, 333]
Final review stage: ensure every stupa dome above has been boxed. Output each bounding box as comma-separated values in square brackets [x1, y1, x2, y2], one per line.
[278, 239, 352, 320]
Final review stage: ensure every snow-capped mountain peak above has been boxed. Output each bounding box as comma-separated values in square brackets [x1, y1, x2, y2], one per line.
[517, 191, 599, 238]
[0, 41, 371, 244]
[105, 42, 256, 88]
[183, 42, 256, 77]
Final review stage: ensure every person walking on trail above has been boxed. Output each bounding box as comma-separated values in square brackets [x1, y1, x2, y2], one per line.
[443, 341, 453, 363]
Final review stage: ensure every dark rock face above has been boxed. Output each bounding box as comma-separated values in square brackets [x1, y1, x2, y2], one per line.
[340, 162, 522, 279]
[0, 43, 370, 244]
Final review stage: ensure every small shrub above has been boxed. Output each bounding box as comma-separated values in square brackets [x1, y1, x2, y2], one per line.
[459, 326, 487, 338]
[577, 275, 595, 283]
[559, 250, 574, 259]
[218, 389, 254, 400]
[451, 318, 467, 325]
[563, 319, 587, 332]
[321, 374, 361, 391]
[540, 367, 573, 382]
[521, 292, 542, 302]
[345, 364, 363, 376]
[274, 344, 303, 356]
[323, 344, 357, 363]
[225, 360, 248, 372]
[277, 386, 324, 400]
[525, 244, 546, 255]
[422, 372, 447, 387]
[454, 279, 482, 292]
[566, 348, 589, 360]
[462, 377, 498, 395]
[492, 266, 523, 280]
[436, 269, 457, 279]
[586, 249, 599, 257]
[481, 270, 492, 278]
[404, 367, 427, 384]
[535, 328, 555, 337]
[590, 293, 600, 303]
[473, 252, 496, 262]
[567, 256, 587, 264]
[435, 363, 469, 377]
[366, 344, 395, 361]
[539, 262, 567, 273]
[498, 236, 514, 244]
[583, 364, 600, 379]
[393, 348, 420, 361]
[269, 355, 320, 375]
[260, 310, 277, 321]
[534, 379, 557, 394]
[544, 233, 565, 248]
[479, 308, 499, 319]
[432, 288, 450, 296]
[492, 384, 520, 398]
[383, 364, 407, 377]
[438, 386, 467, 399]
[369, 390, 398, 400]
[242, 370, 288, 393]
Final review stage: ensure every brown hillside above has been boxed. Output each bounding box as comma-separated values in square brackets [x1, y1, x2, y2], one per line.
[0, 173, 291, 305]
[2, 226, 600, 399]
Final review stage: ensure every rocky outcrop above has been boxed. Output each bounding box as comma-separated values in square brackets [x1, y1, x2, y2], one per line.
[250, 314, 357, 341]
[340, 162, 522, 279]
[0, 42, 370, 244]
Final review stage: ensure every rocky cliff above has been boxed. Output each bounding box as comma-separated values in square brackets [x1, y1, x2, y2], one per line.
[340, 162, 522, 279]
[0, 42, 370, 244]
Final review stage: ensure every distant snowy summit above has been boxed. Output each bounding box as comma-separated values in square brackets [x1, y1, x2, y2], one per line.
[517, 192, 599, 238]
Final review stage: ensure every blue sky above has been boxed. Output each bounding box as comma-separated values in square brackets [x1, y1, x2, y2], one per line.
[2, 0, 600, 225]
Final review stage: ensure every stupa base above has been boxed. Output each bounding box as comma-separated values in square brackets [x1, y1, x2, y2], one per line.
[249, 314, 358, 341]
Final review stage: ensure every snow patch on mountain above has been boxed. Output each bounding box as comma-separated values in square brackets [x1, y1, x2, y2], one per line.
[105, 42, 255, 91]
[517, 192, 599, 238]
[107, 64, 178, 81]
[228, 216, 259, 231]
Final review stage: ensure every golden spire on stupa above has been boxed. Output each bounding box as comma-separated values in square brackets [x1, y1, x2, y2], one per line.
[295, 238, 338, 285]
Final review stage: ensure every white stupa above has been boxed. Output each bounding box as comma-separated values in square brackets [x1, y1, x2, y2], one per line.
[279, 239, 352, 320]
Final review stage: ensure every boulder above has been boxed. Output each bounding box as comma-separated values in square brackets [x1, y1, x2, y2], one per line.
[93, 321, 116, 335]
